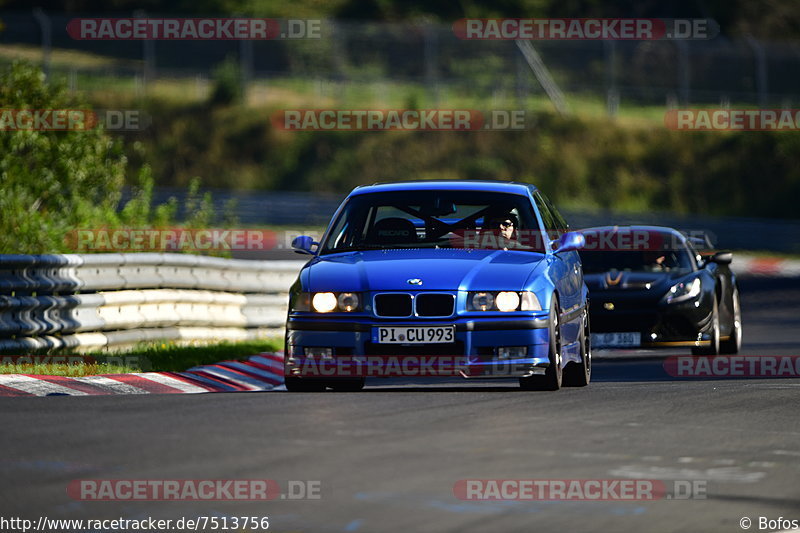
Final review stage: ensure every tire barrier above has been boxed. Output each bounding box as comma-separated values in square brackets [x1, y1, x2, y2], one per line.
[0, 254, 302, 351]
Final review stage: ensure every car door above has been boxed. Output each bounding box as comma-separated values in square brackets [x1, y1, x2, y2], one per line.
[533, 191, 582, 314]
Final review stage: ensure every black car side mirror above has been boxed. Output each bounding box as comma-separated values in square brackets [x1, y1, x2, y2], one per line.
[709, 251, 732, 265]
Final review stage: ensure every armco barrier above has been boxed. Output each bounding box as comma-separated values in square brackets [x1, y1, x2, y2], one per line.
[0, 254, 302, 351]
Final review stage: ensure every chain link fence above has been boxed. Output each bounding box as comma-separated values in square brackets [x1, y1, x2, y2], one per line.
[2, 11, 799, 110]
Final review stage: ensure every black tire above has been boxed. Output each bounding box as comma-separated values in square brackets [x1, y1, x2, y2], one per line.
[719, 287, 742, 355]
[327, 378, 366, 392]
[284, 376, 326, 392]
[563, 311, 591, 387]
[520, 296, 562, 391]
[692, 297, 720, 355]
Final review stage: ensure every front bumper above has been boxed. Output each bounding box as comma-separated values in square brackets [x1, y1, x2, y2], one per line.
[285, 314, 552, 379]
[589, 290, 714, 348]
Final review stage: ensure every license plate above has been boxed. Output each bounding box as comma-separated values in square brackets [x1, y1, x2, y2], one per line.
[591, 332, 641, 348]
[373, 326, 455, 344]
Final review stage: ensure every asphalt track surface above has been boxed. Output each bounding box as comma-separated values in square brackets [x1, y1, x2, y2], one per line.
[1, 277, 799, 533]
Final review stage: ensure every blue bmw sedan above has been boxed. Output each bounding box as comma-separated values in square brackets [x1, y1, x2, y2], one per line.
[284, 180, 590, 391]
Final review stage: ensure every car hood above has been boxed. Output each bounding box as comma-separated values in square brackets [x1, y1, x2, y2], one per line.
[303, 249, 547, 292]
[584, 270, 691, 292]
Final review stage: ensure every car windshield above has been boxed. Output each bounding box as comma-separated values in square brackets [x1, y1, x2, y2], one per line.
[321, 189, 546, 254]
[579, 249, 695, 274]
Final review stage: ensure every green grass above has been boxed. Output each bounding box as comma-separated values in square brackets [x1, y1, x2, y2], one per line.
[0, 43, 675, 125]
[0, 362, 144, 377]
[0, 338, 283, 377]
[0, 43, 142, 70]
[125, 338, 283, 372]
[0, 43, 770, 128]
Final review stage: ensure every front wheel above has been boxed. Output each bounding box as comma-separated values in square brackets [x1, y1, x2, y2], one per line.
[719, 287, 742, 354]
[520, 296, 562, 391]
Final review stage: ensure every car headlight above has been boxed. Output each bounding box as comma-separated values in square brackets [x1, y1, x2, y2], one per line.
[312, 292, 338, 313]
[495, 291, 520, 312]
[468, 291, 541, 312]
[520, 291, 542, 311]
[471, 292, 495, 311]
[290, 291, 310, 312]
[303, 292, 362, 313]
[663, 278, 701, 304]
[337, 292, 360, 312]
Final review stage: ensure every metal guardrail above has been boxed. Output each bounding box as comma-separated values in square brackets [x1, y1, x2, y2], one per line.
[0, 253, 302, 351]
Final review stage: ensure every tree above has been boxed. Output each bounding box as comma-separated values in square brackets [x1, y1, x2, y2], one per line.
[0, 61, 129, 254]
[0, 61, 219, 254]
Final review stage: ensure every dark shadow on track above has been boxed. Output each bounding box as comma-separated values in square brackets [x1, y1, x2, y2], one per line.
[341, 355, 800, 390]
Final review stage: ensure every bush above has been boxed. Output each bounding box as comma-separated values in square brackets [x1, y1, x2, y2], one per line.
[0, 62, 228, 255]
[0, 61, 129, 254]
[209, 55, 243, 106]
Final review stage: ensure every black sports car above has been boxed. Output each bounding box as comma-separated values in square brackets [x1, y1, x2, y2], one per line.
[578, 226, 742, 354]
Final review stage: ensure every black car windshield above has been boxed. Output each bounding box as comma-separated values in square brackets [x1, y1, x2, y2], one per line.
[321, 189, 546, 254]
[579, 249, 695, 274]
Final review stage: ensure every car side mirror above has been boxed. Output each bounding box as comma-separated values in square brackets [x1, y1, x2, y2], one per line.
[709, 251, 732, 265]
[555, 231, 585, 254]
[292, 235, 319, 255]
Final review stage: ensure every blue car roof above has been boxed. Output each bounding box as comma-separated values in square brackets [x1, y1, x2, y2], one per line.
[349, 180, 536, 196]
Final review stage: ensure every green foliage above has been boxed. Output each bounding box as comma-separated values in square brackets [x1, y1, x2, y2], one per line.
[0, 62, 231, 255]
[183, 177, 216, 228]
[209, 55, 243, 107]
[121, 100, 800, 220]
[0, 61, 127, 254]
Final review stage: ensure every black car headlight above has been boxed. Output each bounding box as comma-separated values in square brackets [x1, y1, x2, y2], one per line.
[293, 292, 361, 313]
[662, 278, 701, 304]
[467, 291, 541, 312]
[337, 292, 360, 312]
[289, 291, 310, 312]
